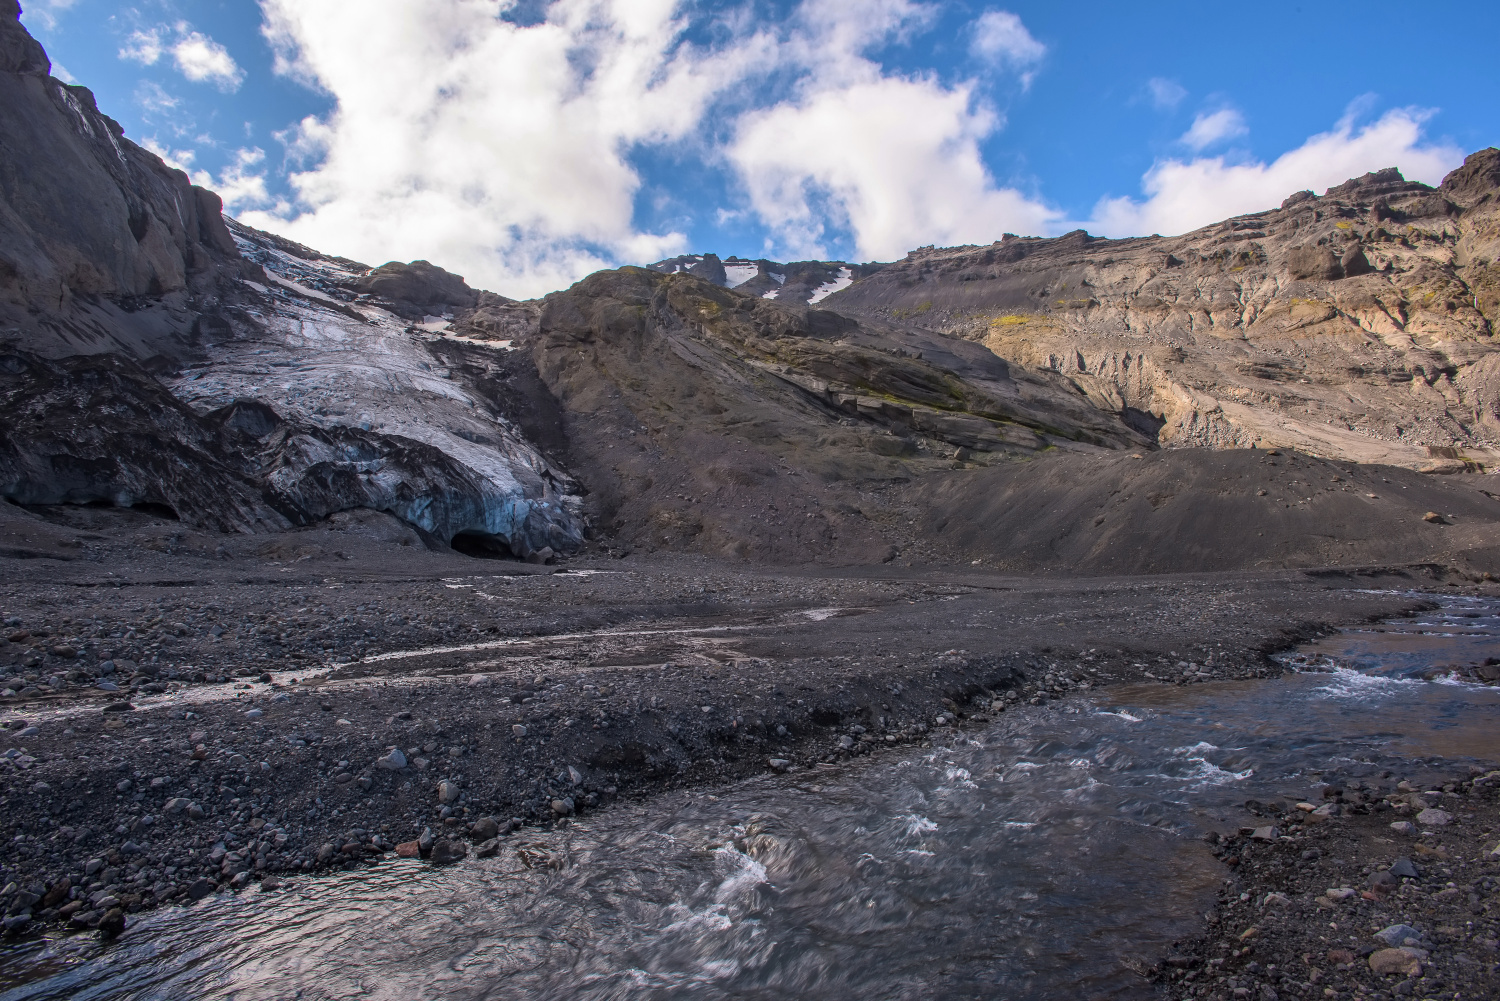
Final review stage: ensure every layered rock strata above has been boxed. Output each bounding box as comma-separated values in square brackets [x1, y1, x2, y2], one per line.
[823, 154, 1500, 471]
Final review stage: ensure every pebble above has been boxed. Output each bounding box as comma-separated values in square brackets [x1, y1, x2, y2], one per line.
[377, 748, 407, 770]
[511, 724, 527, 737]
[1387, 857, 1419, 880]
[1368, 948, 1422, 977]
[1374, 924, 1424, 947]
[245, 709, 263, 719]
[430, 839, 467, 863]
[1388, 820, 1416, 836]
[1414, 807, 1452, 826]
[437, 780, 460, 804]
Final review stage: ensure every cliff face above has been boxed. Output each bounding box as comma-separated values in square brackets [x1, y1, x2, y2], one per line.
[826, 153, 1500, 471]
[0, 1, 244, 361]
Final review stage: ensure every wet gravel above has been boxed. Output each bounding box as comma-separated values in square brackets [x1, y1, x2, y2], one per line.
[1165, 771, 1500, 1000]
[0, 503, 1488, 949]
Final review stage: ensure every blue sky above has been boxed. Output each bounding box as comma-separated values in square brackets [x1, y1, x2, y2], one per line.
[19, 0, 1499, 297]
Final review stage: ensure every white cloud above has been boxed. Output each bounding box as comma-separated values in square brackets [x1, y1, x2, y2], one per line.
[969, 9, 1045, 85]
[1179, 108, 1247, 151]
[1146, 77, 1187, 110]
[727, 3, 1056, 260]
[730, 76, 1058, 260]
[245, 0, 780, 297]
[133, 80, 180, 114]
[119, 22, 243, 92]
[171, 30, 244, 91]
[1088, 108, 1466, 238]
[140, 138, 196, 172]
[194, 147, 276, 212]
[120, 28, 165, 66]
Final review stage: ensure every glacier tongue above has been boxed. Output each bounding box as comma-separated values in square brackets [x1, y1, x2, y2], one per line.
[170, 225, 585, 557]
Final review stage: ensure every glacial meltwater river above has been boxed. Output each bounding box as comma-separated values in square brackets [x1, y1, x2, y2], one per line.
[2, 594, 1497, 1000]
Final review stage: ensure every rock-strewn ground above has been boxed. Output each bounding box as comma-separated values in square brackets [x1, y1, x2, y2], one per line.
[3, 499, 1483, 941]
[1163, 771, 1500, 1000]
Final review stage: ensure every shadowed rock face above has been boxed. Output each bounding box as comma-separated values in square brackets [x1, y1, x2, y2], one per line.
[823, 152, 1500, 471]
[356, 260, 481, 321]
[0, 1, 241, 338]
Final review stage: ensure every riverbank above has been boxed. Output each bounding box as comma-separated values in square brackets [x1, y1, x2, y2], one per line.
[1167, 769, 1500, 1000]
[2, 530, 1482, 939]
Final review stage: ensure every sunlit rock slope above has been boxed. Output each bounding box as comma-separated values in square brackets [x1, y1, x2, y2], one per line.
[825, 153, 1500, 472]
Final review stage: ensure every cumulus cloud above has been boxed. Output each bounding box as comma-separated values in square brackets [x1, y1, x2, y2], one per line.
[1146, 77, 1187, 110]
[238, 0, 1056, 291]
[730, 76, 1058, 260]
[1088, 108, 1465, 238]
[1179, 108, 1247, 151]
[244, 0, 784, 297]
[119, 22, 244, 92]
[726, 2, 1056, 260]
[140, 138, 196, 172]
[195, 148, 276, 213]
[969, 9, 1045, 84]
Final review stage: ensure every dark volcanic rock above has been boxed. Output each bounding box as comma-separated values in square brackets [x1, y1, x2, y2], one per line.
[358, 260, 480, 320]
[0, 2, 245, 345]
[0, 10, 586, 559]
[0, 350, 288, 531]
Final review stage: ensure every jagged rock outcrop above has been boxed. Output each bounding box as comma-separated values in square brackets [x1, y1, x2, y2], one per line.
[472, 266, 1151, 561]
[650, 253, 882, 304]
[0, 1, 244, 355]
[356, 260, 481, 321]
[826, 153, 1500, 471]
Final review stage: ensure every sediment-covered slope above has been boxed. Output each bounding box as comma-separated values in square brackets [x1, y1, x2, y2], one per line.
[825, 153, 1500, 471]
[430, 266, 1500, 572]
[465, 266, 1155, 562]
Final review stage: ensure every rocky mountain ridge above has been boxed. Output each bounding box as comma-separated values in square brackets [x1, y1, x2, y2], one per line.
[648, 253, 880, 305]
[824, 155, 1500, 472]
[2, 4, 1497, 572]
[0, 3, 580, 558]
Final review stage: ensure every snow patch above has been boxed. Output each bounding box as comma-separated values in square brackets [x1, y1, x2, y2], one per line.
[807, 267, 853, 304]
[723, 264, 758, 288]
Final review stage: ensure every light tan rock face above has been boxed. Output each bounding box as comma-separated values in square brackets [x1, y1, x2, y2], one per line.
[827, 151, 1500, 471]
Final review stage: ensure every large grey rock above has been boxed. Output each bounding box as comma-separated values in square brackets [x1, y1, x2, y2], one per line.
[357, 260, 479, 320]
